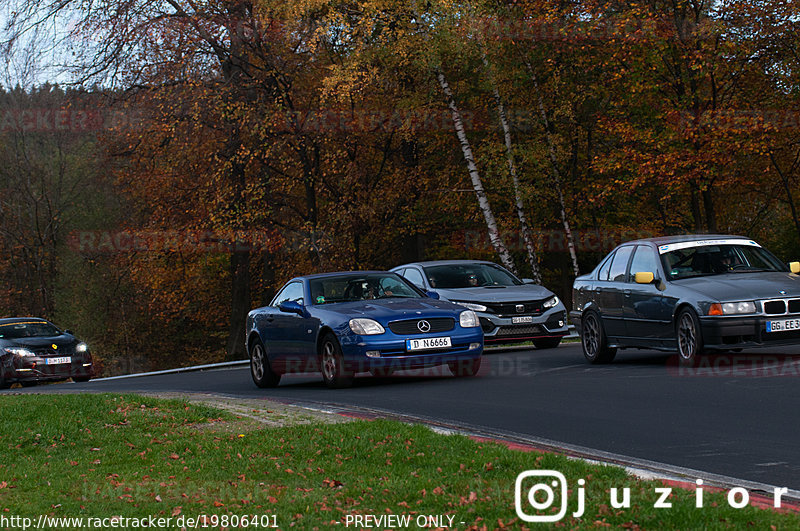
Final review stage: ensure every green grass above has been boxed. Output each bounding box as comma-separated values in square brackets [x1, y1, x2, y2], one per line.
[0, 394, 797, 529]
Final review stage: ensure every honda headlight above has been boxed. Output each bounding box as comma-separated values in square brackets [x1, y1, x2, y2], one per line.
[76, 342, 88, 353]
[349, 319, 386, 335]
[4, 347, 35, 357]
[453, 301, 487, 312]
[543, 296, 560, 309]
[459, 310, 480, 328]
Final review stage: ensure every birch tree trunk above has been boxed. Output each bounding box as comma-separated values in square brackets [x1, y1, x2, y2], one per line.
[524, 59, 580, 277]
[482, 50, 542, 283]
[435, 69, 517, 274]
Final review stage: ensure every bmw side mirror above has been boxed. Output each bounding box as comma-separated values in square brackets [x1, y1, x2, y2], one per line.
[790, 262, 800, 274]
[522, 278, 536, 284]
[64, 329, 73, 335]
[426, 291, 440, 300]
[278, 300, 305, 316]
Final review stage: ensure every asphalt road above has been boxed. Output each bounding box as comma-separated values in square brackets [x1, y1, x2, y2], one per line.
[9, 343, 800, 491]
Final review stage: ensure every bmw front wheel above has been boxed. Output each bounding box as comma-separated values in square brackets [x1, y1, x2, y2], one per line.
[676, 308, 704, 367]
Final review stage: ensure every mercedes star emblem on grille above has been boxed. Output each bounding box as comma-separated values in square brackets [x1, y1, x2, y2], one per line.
[417, 320, 431, 333]
[516, 304, 525, 313]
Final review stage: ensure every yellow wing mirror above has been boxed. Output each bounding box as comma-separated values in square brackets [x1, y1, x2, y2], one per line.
[790, 262, 800, 274]
[634, 272, 655, 284]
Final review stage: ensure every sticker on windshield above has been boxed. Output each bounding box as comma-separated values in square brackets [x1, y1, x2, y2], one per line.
[658, 239, 760, 254]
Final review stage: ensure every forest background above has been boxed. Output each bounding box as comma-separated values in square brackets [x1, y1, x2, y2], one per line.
[2, 0, 798, 374]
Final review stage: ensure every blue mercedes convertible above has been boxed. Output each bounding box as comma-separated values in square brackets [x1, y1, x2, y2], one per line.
[246, 271, 484, 388]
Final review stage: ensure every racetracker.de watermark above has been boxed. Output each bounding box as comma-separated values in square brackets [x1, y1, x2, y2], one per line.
[458, 229, 655, 254]
[667, 354, 800, 377]
[0, 108, 143, 133]
[67, 230, 289, 254]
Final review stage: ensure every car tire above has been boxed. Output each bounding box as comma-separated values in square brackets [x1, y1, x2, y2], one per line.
[448, 358, 481, 377]
[319, 332, 353, 388]
[73, 376, 91, 383]
[581, 312, 616, 364]
[676, 308, 704, 367]
[370, 367, 394, 378]
[0, 369, 9, 390]
[249, 338, 281, 388]
[20, 381, 38, 387]
[533, 337, 562, 349]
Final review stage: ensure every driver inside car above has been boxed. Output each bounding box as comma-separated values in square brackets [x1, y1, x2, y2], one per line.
[365, 280, 394, 299]
[717, 249, 742, 272]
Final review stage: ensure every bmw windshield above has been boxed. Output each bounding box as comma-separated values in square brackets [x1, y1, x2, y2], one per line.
[659, 241, 787, 280]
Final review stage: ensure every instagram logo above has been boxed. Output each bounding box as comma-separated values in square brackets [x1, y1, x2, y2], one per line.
[515, 470, 585, 522]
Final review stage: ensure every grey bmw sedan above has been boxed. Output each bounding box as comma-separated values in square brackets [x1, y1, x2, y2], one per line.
[570, 235, 800, 365]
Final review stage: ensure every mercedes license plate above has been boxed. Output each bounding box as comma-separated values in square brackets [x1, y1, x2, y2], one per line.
[406, 337, 452, 351]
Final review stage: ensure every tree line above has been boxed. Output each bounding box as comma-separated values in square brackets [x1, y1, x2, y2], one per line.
[1, 0, 798, 374]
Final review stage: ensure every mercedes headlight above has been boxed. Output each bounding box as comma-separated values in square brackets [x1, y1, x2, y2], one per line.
[4, 347, 35, 357]
[459, 310, 480, 328]
[76, 342, 88, 353]
[543, 296, 560, 309]
[348, 319, 386, 335]
[453, 301, 487, 312]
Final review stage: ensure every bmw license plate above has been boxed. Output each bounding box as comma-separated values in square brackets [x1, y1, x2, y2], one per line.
[406, 337, 452, 351]
[766, 319, 800, 333]
[46, 357, 71, 365]
[512, 316, 533, 324]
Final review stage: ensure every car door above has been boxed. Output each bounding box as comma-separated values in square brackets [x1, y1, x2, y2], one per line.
[401, 266, 428, 291]
[597, 245, 635, 340]
[262, 281, 313, 372]
[623, 245, 675, 345]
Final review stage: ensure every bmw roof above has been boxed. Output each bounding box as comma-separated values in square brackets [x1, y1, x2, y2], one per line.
[618, 234, 753, 247]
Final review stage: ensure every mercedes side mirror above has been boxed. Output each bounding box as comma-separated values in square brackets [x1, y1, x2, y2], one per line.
[278, 300, 305, 316]
[521, 278, 536, 284]
[634, 272, 655, 284]
[426, 291, 440, 300]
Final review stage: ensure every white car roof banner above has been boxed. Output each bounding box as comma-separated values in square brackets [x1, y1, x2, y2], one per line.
[657, 239, 761, 255]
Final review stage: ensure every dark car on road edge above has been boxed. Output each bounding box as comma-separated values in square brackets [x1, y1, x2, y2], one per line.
[571, 235, 800, 365]
[0, 318, 94, 388]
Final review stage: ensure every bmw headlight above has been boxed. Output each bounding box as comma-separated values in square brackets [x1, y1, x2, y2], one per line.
[708, 302, 757, 315]
[453, 301, 487, 312]
[459, 310, 480, 328]
[76, 342, 88, 353]
[348, 318, 386, 335]
[4, 347, 35, 357]
[543, 296, 560, 309]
